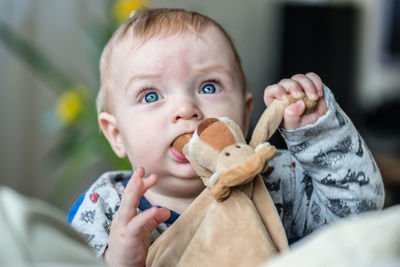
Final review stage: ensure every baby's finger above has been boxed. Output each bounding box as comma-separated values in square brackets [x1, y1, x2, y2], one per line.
[305, 72, 324, 97]
[128, 207, 170, 234]
[142, 174, 158, 192]
[117, 167, 146, 225]
[264, 84, 287, 106]
[291, 74, 318, 101]
[283, 101, 305, 130]
[278, 78, 305, 99]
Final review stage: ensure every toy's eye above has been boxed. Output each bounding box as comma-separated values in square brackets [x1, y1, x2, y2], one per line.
[142, 92, 162, 103]
[200, 83, 220, 94]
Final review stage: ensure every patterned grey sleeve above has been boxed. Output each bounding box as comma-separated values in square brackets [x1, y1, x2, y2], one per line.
[263, 85, 385, 240]
[70, 171, 128, 257]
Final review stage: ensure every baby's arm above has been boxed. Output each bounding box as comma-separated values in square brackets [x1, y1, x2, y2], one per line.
[104, 167, 170, 267]
[262, 73, 385, 241]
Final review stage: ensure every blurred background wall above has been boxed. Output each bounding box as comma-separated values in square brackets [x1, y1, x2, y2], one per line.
[0, 0, 399, 211]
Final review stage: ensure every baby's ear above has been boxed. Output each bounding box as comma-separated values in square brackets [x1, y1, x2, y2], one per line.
[98, 112, 126, 158]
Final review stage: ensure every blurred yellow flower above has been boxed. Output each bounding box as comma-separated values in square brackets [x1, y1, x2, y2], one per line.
[112, 0, 149, 23]
[56, 84, 86, 126]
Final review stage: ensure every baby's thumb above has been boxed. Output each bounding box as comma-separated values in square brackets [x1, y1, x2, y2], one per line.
[136, 207, 170, 232]
[283, 100, 305, 130]
[154, 207, 170, 225]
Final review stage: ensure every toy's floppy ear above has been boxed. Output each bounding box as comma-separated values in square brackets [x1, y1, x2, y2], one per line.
[183, 144, 213, 185]
[197, 118, 235, 152]
[249, 100, 288, 148]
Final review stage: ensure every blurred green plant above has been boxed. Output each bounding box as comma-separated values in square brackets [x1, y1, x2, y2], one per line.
[0, 0, 149, 209]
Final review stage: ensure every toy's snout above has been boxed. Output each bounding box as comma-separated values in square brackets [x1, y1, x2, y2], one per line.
[216, 144, 254, 172]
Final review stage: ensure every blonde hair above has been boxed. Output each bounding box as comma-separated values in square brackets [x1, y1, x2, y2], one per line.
[97, 8, 247, 113]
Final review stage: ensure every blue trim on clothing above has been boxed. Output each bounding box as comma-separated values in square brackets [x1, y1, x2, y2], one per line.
[121, 176, 131, 187]
[138, 195, 180, 225]
[66, 192, 86, 223]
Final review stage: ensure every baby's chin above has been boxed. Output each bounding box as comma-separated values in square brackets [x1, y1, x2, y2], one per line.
[172, 163, 198, 179]
[170, 171, 206, 195]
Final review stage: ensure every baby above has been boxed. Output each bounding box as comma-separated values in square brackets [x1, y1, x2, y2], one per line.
[67, 8, 384, 267]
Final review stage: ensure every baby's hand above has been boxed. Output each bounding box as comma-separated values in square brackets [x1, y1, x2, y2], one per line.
[264, 72, 327, 130]
[104, 167, 170, 267]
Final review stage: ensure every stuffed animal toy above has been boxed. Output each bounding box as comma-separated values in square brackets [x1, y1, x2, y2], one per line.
[183, 117, 277, 202]
[146, 96, 316, 267]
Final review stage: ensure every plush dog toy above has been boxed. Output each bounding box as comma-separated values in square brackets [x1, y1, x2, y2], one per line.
[146, 96, 316, 267]
[184, 117, 277, 202]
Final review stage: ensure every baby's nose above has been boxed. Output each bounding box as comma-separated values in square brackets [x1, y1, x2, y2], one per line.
[171, 99, 203, 123]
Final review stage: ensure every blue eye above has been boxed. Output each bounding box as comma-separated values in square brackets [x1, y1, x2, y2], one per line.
[200, 83, 220, 94]
[143, 92, 161, 103]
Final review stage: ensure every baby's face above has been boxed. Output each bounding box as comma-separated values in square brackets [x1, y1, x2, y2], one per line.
[103, 25, 252, 195]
